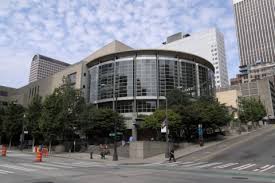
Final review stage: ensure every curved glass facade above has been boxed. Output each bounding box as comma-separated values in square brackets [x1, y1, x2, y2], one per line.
[88, 52, 215, 113]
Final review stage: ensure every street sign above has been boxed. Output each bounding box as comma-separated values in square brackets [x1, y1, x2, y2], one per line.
[109, 132, 123, 136]
[24, 131, 28, 134]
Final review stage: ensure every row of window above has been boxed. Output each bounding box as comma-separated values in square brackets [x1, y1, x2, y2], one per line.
[89, 58, 214, 103]
[98, 100, 157, 113]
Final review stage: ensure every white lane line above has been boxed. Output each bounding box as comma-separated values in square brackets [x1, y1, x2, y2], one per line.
[233, 164, 256, 170]
[0, 164, 35, 172]
[140, 163, 162, 167]
[20, 163, 58, 170]
[253, 165, 270, 172]
[40, 163, 74, 169]
[177, 161, 194, 165]
[214, 163, 239, 169]
[182, 162, 208, 167]
[259, 165, 275, 172]
[196, 162, 223, 168]
[166, 162, 182, 167]
[0, 169, 14, 174]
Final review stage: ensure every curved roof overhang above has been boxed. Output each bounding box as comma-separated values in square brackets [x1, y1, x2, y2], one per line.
[86, 49, 214, 72]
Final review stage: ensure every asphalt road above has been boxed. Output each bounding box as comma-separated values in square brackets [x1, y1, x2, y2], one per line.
[209, 127, 275, 164]
[1, 151, 275, 183]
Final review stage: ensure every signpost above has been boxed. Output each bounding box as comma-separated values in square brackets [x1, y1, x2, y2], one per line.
[198, 124, 204, 147]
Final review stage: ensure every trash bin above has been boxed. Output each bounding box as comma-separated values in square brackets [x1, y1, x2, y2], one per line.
[90, 152, 93, 159]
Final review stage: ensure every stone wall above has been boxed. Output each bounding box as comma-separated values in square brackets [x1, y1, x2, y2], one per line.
[129, 141, 166, 159]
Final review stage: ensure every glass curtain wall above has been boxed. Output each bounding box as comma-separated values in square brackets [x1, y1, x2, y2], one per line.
[88, 54, 214, 113]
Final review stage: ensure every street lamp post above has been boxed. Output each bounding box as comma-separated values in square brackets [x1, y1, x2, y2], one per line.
[20, 114, 26, 151]
[113, 95, 118, 161]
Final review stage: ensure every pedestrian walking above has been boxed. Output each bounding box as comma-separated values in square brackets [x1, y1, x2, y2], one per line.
[169, 149, 176, 162]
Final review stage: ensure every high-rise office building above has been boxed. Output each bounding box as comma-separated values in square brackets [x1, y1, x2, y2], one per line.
[160, 28, 229, 88]
[29, 54, 70, 83]
[233, 0, 275, 67]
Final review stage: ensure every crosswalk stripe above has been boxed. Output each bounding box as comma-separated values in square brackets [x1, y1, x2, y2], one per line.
[177, 161, 194, 165]
[72, 162, 103, 167]
[20, 163, 58, 170]
[253, 165, 270, 172]
[0, 169, 14, 174]
[214, 163, 239, 169]
[233, 164, 256, 170]
[0, 164, 35, 172]
[181, 162, 208, 167]
[40, 163, 74, 169]
[196, 162, 222, 168]
[259, 165, 275, 172]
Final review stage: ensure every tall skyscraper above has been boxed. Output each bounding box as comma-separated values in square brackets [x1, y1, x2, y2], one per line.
[29, 54, 70, 83]
[160, 28, 229, 88]
[233, 0, 275, 67]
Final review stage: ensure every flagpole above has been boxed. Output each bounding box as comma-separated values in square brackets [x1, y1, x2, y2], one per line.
[165, 90, 169, 158]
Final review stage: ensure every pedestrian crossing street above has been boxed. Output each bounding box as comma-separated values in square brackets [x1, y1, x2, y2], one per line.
[0, 161, 115, 176]
[141, 161, 275, 174]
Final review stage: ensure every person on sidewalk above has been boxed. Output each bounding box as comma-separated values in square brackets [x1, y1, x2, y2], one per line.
[169, 149, 176, 162]
[99, 144, 105, 159]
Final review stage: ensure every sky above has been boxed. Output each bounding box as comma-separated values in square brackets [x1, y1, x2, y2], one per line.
[0, 0, 239, 88]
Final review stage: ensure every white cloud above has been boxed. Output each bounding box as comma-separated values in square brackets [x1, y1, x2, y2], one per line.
[0, 0, 239, 87]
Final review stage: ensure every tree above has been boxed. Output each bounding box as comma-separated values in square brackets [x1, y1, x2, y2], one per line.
[239, 97, 266, 124]
[80, 107, 125, 142]
[0, 106, 5, 144]
[54, 78, 86, 141]
[25, 95, 43, 149]
[39, 91, 63, 152]
[2, 103, 25, 149]
[142, 109, 181, 140]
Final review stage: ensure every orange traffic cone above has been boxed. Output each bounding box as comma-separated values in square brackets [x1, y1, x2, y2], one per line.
[35, 151, 42, 162]
[1, 145, 7, 157]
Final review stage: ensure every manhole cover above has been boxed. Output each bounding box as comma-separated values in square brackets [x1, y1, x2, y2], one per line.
[232, 177, 248, 180]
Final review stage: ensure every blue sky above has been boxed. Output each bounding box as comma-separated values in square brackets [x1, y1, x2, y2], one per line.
[0, 0, 239, 88]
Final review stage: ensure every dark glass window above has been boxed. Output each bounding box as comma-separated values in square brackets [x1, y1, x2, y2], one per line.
[115, 61, 133, 97]
[159, 59, 178, 96]
[136, 59, 157, 96]
[137, 100, 157, 112]
[98, 63, 114, 100]
[68, 72, 77, 84]
[116, 100, 133, 113]
[0, 91, 8, 97]
[179, 62, 197, 96]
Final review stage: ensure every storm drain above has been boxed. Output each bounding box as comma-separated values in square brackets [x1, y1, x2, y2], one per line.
[232, 176, 248, 180]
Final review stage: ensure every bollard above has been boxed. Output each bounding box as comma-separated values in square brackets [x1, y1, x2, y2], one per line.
[90, 152, 93, 159]
[35, 151, 42, 162]
[1, 145, 7, 157]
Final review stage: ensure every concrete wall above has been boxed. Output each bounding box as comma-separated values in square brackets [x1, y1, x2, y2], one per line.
[216, 89, 240, 109]
[129, 141, 166, 159]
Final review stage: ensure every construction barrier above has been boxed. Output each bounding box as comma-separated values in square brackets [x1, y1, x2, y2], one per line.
[1, 145, 7, 157]
[42, 148, 48, 157]
[35, 151, 42, 162]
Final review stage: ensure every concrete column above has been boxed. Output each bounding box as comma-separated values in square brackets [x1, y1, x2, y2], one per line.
[196, 63, 200, 97]
[132, 54, 138, 141]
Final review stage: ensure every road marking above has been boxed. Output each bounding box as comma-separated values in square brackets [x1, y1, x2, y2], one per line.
[214, 163, 239, 169]
[71, 162, 103, 167]
[20, 163, 58, 170]
[0, 164, 35, 172]
[233, 164, 256, 170]
[0, 169, 14, 174]
[177, 161, 194, 165]
[181, 162, 208, 167]
[40, 163, 74, 169]
[254, 165, 275, 172]
[196, 162, 223, 168]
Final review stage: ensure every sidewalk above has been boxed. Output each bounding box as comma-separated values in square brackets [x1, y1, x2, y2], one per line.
[10, 125, 275, 165]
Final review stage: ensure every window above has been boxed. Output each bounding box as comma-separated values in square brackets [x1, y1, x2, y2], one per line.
[0, 91, 8, 97]
[68, 72, 77, 84]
